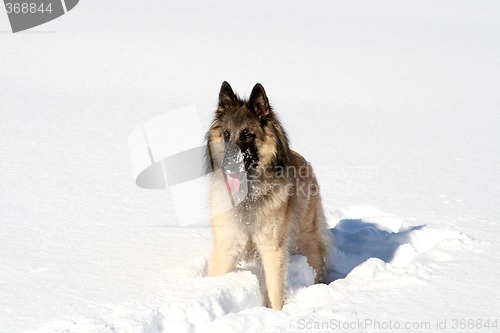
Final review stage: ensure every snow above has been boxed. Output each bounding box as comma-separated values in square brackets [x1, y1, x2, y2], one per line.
[1, 0, 500, 332]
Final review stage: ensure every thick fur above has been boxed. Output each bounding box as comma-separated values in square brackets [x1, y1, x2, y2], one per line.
[206, 82, 330, 310]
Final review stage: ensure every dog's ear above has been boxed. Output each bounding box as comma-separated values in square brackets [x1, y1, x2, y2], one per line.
[219, 81, 236, 109]
[249, 83, 271, 118]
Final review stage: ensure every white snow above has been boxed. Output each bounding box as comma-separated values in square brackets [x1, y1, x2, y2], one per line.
[1, 0, 500, 332]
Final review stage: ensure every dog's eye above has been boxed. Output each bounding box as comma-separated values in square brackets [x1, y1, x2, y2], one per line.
[223, 129, 230, 142]
[240, 128, 255, 143]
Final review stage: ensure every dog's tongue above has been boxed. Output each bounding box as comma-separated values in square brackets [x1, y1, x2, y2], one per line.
[226, 174, 241, 193]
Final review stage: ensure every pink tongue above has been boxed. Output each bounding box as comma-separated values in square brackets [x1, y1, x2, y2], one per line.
[226, 175, 241, 193]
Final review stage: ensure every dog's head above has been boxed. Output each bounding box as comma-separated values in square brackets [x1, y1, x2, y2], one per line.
[206, 82, 291, 195]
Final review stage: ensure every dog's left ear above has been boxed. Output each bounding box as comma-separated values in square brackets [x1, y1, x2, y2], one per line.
[219, 81, 236, 109]
[249, 83, 271, 118]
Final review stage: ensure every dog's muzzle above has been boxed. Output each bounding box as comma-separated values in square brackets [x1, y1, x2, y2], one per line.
[222, 143, 246, 194]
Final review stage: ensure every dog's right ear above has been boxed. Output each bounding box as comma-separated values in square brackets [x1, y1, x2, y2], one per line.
[218, 81, 236, 109]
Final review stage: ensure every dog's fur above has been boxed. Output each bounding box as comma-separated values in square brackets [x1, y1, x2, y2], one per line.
[206, 82, 330, 310]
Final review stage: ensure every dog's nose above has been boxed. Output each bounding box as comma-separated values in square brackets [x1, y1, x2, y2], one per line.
[222, 143, 244, 174]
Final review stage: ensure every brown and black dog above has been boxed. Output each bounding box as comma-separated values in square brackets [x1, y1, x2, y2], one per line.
[205, 82, 330, 310]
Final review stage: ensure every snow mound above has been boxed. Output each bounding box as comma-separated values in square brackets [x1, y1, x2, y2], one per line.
[151, 271, 263, 333]
[328, 206, 469, 279]
[30, 271, 262, 333]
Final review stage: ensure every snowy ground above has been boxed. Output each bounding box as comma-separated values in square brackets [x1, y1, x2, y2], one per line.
[1, 0, 500, 332]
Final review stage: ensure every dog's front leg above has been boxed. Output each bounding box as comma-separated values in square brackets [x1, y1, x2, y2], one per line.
[260, 245, 286, 310]
[208, 213, 246, 276]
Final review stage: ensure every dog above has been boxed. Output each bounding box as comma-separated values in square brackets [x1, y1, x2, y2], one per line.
[205, 81, 330, 310]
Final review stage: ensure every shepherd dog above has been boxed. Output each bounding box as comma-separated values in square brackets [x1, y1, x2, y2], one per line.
[205, 81, 330, 310]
